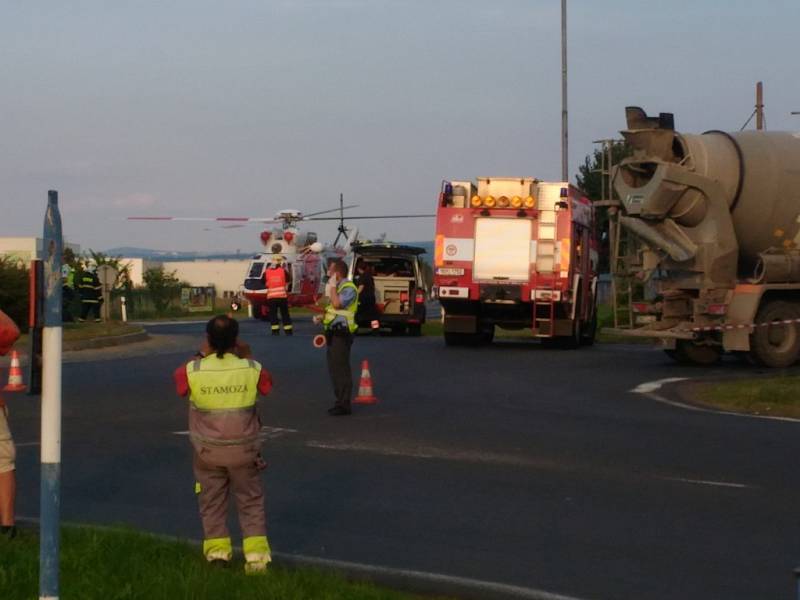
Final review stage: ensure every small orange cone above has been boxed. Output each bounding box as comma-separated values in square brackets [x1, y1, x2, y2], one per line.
[3, 350, 26, 392]
[353, 359, 377, 404]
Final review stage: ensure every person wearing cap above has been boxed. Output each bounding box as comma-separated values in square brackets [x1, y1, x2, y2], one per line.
[0, 309, 21, 540]
[78, 263, 102, 322]
[263, 255, 293, 336]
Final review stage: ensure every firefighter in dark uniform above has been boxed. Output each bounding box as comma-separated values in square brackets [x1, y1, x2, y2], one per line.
[78, 265, 102, 322]
[263, 255, 293, 336]
[317, 259, 358, 416]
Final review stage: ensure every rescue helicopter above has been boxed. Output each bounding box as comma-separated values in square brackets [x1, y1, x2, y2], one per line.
[128, 194, 433, 319]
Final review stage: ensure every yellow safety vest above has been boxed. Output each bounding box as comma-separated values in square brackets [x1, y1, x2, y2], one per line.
[186, 354, 262, 446]
[323, 280, 359, 333]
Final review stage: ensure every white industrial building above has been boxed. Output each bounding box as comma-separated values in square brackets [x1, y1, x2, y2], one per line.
[0, 236, 81, 264]
[121, 257, 250, 298]
[0, 237, 249, 298]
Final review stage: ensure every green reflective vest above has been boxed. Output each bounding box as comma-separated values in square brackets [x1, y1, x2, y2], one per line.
[323, 280, 359, 333]
[186, 353, 263, 447]
[187, 354, 261, 411]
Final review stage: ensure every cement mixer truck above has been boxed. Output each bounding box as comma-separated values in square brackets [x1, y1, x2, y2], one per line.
[611, 107, 800, 367]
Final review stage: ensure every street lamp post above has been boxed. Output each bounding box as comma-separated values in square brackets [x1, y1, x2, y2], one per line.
[561, 0, 568, 182]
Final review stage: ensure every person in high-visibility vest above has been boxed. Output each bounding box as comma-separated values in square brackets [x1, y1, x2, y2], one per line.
[316, 258, 359, 416]
[263, 255, 293, 336]
[78, 264, 102, 322]
[0, 309, 21, 540]
[61, 264, 75, 323]
[173, 315, 274, 573]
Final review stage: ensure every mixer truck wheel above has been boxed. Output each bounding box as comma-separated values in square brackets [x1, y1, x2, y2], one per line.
[749, 300, 800, 368]
[666, 341, 721, 365]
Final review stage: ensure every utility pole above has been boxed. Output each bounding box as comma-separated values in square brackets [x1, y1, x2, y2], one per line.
[756, 81, 764, 130]
[561, 0, 568, 182]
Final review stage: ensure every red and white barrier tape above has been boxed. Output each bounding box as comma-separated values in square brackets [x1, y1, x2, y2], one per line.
[676, 318, 800, 334]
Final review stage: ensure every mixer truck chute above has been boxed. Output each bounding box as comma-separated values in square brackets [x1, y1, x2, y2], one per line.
[611, 107, 800, 367]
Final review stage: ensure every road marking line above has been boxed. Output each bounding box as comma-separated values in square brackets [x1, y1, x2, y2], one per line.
[172, 426, 298, 439]
[304, 440, 549, 466]
[132, 320, 208, 326]
[632, 378, 800, 423]
[659, 477, 751, 489]
[275, 553, 588, 600]
[631, 377, 688, 394]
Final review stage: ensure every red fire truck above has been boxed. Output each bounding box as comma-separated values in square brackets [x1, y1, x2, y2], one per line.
[434, 177, 598, 347]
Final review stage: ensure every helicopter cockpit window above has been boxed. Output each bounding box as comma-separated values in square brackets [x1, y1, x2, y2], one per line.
[247, 262, 265, 278]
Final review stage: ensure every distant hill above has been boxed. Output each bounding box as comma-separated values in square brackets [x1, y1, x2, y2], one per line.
[103, 240, 434, 262]
[103, 247, 246, 261]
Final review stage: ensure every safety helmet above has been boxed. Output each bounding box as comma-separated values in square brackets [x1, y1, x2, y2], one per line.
[86, 263, 97, 273]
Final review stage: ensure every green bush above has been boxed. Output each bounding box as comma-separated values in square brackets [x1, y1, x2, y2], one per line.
[0, 258, 29, 332]
[142, 267, 186, 315]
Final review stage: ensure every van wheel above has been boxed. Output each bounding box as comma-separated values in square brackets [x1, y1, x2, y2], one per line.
[749, 300, 800, 368]
[251, 302, 269, 321]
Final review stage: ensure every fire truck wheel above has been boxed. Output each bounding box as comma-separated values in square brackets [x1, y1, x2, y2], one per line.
[558, 319, 581, 349]
[580, 312, 597, 346]
[749, 300, 800, 368]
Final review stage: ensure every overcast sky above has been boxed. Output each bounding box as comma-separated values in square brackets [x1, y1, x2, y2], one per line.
[2, 0, 798, 252]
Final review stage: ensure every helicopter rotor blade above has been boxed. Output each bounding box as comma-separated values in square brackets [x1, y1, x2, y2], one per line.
[307, 214, 435, 221]
[126, 216, 280, 223]
[302, 204, 359, 218]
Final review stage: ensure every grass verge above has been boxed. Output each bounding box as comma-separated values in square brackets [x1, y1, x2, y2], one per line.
[0, 525, 432, 600]
[691, 376, 800, 419]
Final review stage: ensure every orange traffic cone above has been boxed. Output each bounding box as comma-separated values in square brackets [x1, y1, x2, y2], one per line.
[353, 359, 377, 405]
[3, 350, 26, 392]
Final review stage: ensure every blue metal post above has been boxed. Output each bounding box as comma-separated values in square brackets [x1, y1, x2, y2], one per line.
[40, 190, 62, 600]
[794, 567, 800, 600]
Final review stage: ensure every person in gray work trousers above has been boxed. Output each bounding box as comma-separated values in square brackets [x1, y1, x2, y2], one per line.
[316, 259, 359, 416]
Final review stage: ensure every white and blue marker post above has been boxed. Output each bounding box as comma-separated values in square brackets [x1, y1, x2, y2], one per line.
[40, 190, 63, 600]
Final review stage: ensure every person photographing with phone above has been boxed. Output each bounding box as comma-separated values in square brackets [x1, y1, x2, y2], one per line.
[315, 259, 359, 416]
[173, 315, 273, 573]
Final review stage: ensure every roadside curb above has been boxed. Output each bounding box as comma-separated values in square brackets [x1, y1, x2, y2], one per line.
[673, 377, 800, 423]
[14, 517, 585, 600]
[631, 376, 800, 424]
[62, 330, 149, 351]
[0, 330, 150, 366]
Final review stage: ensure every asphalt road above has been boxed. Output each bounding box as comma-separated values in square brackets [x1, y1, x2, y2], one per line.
[8, 317, 800, 599]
